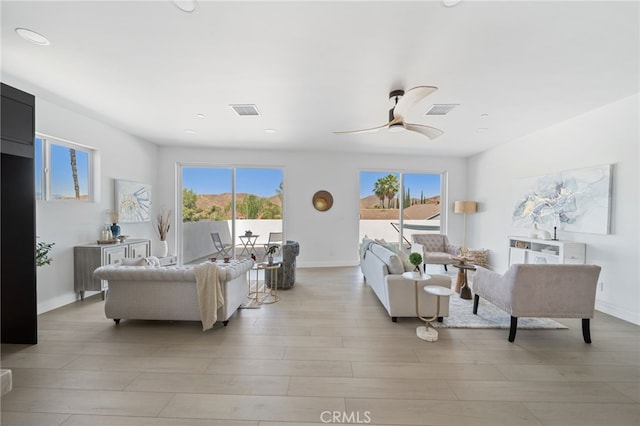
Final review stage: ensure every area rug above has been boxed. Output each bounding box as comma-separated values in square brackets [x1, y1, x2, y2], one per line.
[432, 294, 568, 329]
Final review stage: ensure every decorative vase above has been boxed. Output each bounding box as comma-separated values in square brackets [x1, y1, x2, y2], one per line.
[159, 240, 168, 257]
[268, 255, 273, 264]
[110, 223, 121, 238]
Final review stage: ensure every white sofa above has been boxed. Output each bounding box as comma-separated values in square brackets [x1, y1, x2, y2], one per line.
[93, 259, 253, 328]
[360, 238, 452, 322]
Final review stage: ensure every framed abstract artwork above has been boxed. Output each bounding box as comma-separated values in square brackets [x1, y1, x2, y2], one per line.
[512, 164, 612, 235]
[115, 179, 152, 223]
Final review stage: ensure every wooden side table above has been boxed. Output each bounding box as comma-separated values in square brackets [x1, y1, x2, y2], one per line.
[450, 257, 475, 300]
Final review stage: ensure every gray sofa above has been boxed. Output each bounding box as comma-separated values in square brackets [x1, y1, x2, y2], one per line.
[473, 264, 601, 342]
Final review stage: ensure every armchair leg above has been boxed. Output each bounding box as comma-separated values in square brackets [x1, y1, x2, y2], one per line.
[473, 294, 479, 314]
[582, 318, 592, 344]
[508, 316, 518, 342]
[444, 264, 448, 272]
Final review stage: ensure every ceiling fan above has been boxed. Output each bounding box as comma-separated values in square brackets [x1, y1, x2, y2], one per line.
[334, 86, 444, 140]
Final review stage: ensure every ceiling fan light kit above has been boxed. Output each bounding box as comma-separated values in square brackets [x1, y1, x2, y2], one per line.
[334, 86, 444, 140]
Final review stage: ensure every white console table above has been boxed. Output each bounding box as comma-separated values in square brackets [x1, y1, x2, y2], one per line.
[508, 236, 585, 267]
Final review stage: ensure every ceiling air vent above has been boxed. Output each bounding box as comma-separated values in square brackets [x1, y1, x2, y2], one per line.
[229, 104, 260, 116]
[425, 104, 458, 116]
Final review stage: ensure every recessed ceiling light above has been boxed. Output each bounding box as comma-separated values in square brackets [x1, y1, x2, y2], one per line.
[476, 127, 489, 133]
[15, 28, 50, 46]
[196, 113, 205, 119]
[184, 129, 196, 135]
[173, 0, 197, 13]
[264, 129, 276, 134]
[480, 113, 489, 118]
[443, 0, 462, 7]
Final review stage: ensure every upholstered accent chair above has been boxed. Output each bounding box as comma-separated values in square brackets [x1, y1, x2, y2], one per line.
[410, 234, 460, 271]
[265, 240, 300, 289]
[472, 264, 601, 343]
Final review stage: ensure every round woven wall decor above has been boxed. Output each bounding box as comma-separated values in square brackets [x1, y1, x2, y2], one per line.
[312, 190, 333, 212]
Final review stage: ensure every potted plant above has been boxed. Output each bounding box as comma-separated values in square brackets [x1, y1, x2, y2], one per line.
[245, 230, 253, 237]
[36, 239, 54, 267]
[266, 245, 278, 264]
[409, 252, 423, 273]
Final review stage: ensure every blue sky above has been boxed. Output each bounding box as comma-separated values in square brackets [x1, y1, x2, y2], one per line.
[182, 167, 283, 197]
[359, 171, 441, 199]
[36, 138, 89, 198]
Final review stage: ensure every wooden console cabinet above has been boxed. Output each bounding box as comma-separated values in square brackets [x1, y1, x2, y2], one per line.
[508, 236, 585, 267]
[74, 239, 151, 299]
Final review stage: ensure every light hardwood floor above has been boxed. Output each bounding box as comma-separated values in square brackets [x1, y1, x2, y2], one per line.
[1, 266, 639, 426]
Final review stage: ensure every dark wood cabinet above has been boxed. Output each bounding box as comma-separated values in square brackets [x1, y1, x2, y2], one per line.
[1, 83, 37, 344]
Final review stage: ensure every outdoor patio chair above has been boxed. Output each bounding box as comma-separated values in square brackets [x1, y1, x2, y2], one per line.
[210, 232, 233, 258]
[263, 232, 283, 258]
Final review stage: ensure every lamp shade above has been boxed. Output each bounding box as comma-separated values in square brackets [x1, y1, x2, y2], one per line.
[454, 201, 477, 214]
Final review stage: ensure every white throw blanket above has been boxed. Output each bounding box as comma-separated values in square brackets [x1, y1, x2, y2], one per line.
[193, 262, 224, 330]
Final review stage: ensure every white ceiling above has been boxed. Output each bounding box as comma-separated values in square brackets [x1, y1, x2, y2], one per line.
[1, 1, 638, 156]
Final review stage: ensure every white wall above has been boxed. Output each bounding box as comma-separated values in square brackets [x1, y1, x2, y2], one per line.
[157, 148, 468, 268]
[31, 96, 158, 313]
[467, 94, 640, 324]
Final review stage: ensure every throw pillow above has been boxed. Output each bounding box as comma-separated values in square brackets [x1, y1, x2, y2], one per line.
[359, 236, 375, 259]
[378, 242, 414, 272]
[370, 243, 404, 274]
[461, 248, 489, 268]
[396, 250, 415, 272]
[144, 256, 161, 266]
[120, 257, 146, 266]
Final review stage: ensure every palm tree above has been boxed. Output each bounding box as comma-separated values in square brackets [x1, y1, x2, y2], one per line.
[276, 181, 284, 203]
[373, 179, 386, 208]
[383, 174, 400, 209]
[70, 148, 80, 199]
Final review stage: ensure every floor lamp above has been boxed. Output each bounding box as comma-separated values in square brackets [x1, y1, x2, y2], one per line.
[454, 201, 477, 249]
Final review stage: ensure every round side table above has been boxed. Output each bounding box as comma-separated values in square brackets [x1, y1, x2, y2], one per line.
[402, 271, 436, 341]
[417, 285, 455, 341]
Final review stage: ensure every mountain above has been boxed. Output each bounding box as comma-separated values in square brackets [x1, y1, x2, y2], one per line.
[195, 193, 282, 210]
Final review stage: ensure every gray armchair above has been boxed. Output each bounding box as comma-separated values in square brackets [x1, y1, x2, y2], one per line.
[473, 264, 601, 343]
[265, 240, 300, 289]
[410, 234, 460, 271]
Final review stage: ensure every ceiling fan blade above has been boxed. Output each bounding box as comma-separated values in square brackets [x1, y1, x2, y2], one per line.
[333, 122, 391, 135]
[393, 86, 438, 120]
[403, 122, 444, 140]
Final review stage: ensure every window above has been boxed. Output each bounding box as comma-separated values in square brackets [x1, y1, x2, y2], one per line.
[35, 135, 96, 201]
[359, 171, 443, 248]
[180, 165, 283, 264]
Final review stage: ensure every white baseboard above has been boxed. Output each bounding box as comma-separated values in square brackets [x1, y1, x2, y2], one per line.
[37, 292, 79, 314]
[596, 299, 640, 325]
[297, 260, 359, 268]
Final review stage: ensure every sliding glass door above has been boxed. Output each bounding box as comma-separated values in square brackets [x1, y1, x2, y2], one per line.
[359, 171, 442, 250]
[180, 166, 283, 264]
